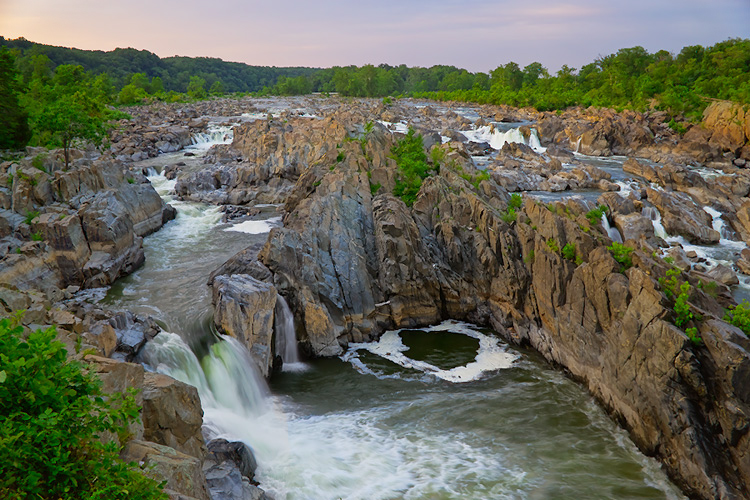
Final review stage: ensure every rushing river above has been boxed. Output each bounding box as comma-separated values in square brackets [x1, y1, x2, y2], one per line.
[103, 119, 690, 499]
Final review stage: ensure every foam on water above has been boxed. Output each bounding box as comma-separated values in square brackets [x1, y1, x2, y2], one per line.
[223, 216, 282, 234]
[188, 125, 234, 150]
[345, 321, 518, 383]
[377, 120, 410, 134]
[462, 125, 546, 153]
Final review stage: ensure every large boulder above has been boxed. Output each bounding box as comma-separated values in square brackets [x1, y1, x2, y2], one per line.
[211, 274, 277, 375]
[141, 372, 207, 460]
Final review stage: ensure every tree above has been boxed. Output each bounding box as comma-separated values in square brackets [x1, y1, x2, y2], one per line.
[23, 64, 117, 168]
[187, 75, 206, 99]
[0, 47, 31, 149]
[0, 315, 167, 499]
[209, 80, 224, 95]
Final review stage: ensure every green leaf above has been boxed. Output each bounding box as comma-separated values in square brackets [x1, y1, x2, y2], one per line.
[0, 370, 6, 383]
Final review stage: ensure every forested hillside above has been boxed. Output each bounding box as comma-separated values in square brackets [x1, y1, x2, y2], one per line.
[0, 37, 317, 93]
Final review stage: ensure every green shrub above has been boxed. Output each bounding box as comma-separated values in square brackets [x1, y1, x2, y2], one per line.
[31, 154, 47, 173]
[0, 316, 167, 500]
[698, 280, 718, 298]
[370, 181, 381, 196]
[126, 177, 135, 184]
[585, 205, 607, 225]
[607, 241, 633, 270]
[500, 207, 516, 224]
[524, 249, 535, 264]
[685, 327, 703, 346]
[509, 193, 523, 209]
[673, 281, 693, 328]
[659, 268, 681, 300]
[430, 146, 445, 165]
[30, 231, 43, 242]
[667, 118, 687, 135]
[546, 238, 559, 253]
[391, 129, 435, 207]
[562, 242, 576, 261]
[336, 151, 345, 163]
[725, 300, 750, 336]
[23, 210, 40, 225]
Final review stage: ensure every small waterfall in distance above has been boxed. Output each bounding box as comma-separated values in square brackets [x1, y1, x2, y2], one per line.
[275, 295, 306, 371]
[601, 213, 623, 243]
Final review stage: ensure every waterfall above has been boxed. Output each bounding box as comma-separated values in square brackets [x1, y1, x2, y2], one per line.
[189, 125, 234, 149]
[461, 125, 546, 153]
[275, 295, 305, 371]
[601, 213, 623, 243]
[575, 136, 582, 153]
[643, 206, 669, 240]
[140, 330, 269, 416]
[704, 206, 733, 241]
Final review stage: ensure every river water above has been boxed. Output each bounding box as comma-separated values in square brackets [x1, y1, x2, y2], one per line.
[102, 118, 691, 499]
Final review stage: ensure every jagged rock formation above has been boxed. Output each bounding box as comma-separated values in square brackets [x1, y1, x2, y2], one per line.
[211, 108, 750, 499]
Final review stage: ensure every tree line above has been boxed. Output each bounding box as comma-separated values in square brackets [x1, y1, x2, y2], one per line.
[1, 37, 748, 152]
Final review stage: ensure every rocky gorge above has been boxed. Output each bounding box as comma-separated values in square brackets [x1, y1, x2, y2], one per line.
[3, 95, 750, 499]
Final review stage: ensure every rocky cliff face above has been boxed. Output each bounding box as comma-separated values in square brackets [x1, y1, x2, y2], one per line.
[210, 108, 750, 499]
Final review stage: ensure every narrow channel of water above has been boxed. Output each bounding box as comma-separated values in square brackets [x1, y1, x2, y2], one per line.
[102, 130, 686, 499]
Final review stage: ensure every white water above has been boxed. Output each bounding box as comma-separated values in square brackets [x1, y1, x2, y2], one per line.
[125, 115, 687, 500]
[274, 295, 304, 370]
[189, 125, 234, 150]
[344, 321, 518, 383]
[224, 216, 283, 234]
[462, 125, 546, 153]
[601, 213, 623, 243]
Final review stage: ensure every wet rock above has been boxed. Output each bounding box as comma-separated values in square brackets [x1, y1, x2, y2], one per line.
[707, 263, 739, 286]
[211, 274, 277, 375]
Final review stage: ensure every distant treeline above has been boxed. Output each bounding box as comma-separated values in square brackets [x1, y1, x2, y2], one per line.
[1, 36, 749, 151]
[0, 37, 317, 93]
[266, 39, 750, 120]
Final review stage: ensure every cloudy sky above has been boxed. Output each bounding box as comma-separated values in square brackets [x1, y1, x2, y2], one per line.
[1, 0, 748, 72]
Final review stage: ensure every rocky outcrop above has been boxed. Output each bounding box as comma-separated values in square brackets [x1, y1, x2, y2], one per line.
[209, 111, 750, 499]
[0, 154, 175, 294]
[702, 101, 750, 157]
[121, 440, 211, 500]
[211, 274, 277, 375]
[141, 372, 207, 460]
[203, 439, 269, 500]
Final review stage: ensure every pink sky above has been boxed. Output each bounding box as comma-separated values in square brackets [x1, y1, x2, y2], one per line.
[1, 0, 748, 72]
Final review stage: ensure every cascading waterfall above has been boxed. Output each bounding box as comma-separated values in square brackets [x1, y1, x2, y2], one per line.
[274, 295, 304, 370]
[462, 125, 546, 153]
[189, 125, 234, 149]
[601, 213, 623, 243]
[642, 205, 669, 240]
[575, 136, 582, 153]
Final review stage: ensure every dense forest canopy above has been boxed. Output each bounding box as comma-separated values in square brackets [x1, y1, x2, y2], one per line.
[1, 36, 749, 152]
[0, 37, 318, 93]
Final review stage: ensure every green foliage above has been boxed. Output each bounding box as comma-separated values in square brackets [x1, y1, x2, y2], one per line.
[524, 250, 535, 264]
[391, 129, 435, 207]
[0, 316, 167, 500]
[187, 76, 207, 99]
[430, 146, 445, 166]
[586, 205, 607, 225]
[607, 242, 633, 270]
[0, 47, 31, 150]
[23, 210, 39, 225]
[697, 279, 718, 298]
[509, 193, 523, 210]
[659, 268, 681, 300]
[667, 119, 687, 135]
[31, 154, 47, 172]
[370, 181, 382, 196]
[336, 151, 345, 163]
[673, 281, 694, 328]
[562, 242, 576, 261]
[725, 300, 750, 336]
[22, 64, 119, 168]
[126, 177, 135, 184]
[546, 238, 559, 253]
[500, 208, 517, 224]
[685, 327, 703, 346]
[30, 231, 43, 241]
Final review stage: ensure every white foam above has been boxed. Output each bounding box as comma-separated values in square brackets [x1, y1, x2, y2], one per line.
[462, 125, 546, 154]
[345, 320, 518, 383]
[377, 120, 410, 134]
[188, 125, 234, 151]
[223, 216, 282, 234]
